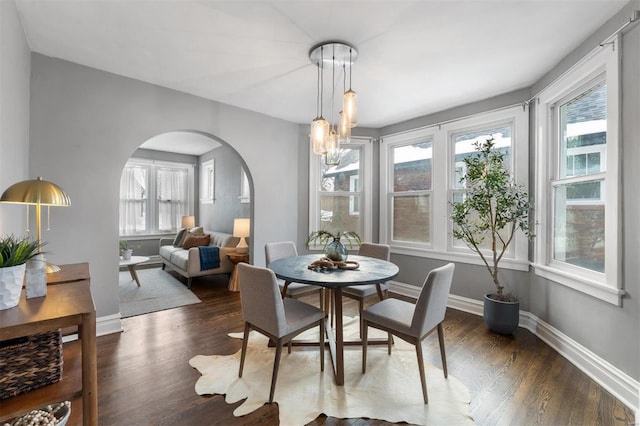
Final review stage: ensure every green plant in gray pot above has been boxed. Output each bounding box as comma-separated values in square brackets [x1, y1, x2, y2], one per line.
[0, 235, 40, 309]
[450, 138, 534, 334]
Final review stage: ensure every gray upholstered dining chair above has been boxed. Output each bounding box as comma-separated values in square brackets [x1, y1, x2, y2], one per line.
[361, 262, 455, 404]
[342, 242, 391, 336]
[265, 241, 324, 309]
[237, 263, 325, 404]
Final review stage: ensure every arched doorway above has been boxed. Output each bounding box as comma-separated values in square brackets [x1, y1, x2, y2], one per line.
[117, 130, 253, 318]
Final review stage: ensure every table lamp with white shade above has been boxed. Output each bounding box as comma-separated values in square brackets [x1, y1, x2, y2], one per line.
[233, 218, 250, 254]
[181, 215, 195, 229]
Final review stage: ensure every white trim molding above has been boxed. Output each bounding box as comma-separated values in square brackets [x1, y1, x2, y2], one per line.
[389, 283, 639, 414]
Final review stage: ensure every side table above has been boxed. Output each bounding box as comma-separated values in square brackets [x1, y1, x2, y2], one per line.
[227, 253, 249, 292]
[119, 255, 150, 287]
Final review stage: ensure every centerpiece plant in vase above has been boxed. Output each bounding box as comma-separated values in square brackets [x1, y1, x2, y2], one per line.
[0, 235, 40, 309]
[450, 138, 534, 334]
[305, 230, 361, 262]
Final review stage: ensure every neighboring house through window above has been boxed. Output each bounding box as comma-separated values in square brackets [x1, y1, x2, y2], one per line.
[380, 105, 529, 270]
[309, 137, 373, 246]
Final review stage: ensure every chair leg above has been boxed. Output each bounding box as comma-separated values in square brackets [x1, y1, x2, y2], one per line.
[239, 323, 250, 378]
[288, 340, 292, 354]
[437, 322, 448, 378]
[269, 339, 284, 403]
[415, 341, 429, 404]
[161, 263, 165, 270]
[358, 298, 365, 338]
[187, 277, 192, 289]
[362, 320, 368, 373]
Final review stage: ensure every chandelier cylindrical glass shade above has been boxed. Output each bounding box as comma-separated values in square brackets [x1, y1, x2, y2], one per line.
[338, 110, 351, 144]
[325, 129, 340, 165]
[343, 89, 358, 128]
[311, 116, 329, 155]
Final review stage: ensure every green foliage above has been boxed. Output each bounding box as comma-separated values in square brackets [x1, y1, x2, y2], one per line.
[119, 239, 141, 251]
[305, 230, 361, 250]
[0, 235, 41, 267]
[450, 138, 534, 296]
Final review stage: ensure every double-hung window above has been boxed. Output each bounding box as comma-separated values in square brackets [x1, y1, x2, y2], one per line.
[119, 158, 194, 235]
[309, 138, 372, 247]
[380, 106, 528, 269]
[534, 37, 622, 305]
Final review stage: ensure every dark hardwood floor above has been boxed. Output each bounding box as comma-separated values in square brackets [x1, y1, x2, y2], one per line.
[97, 270, 635, 425]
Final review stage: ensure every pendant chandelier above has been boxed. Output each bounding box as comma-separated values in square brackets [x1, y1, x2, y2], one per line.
[309, 41, 358, 165]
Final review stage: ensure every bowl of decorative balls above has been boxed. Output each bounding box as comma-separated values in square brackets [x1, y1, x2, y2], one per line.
[8, 401, 70, 426]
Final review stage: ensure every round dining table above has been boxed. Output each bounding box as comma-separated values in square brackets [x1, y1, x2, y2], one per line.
[268, 254, 399, 386]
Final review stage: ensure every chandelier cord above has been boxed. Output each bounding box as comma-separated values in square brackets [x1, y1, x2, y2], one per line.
[320, 46, 324, 117]
[331, 48, 336, 129]
[349, 48, 353, 90]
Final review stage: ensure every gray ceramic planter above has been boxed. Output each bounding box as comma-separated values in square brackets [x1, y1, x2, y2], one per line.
[483, 294, 519, 335]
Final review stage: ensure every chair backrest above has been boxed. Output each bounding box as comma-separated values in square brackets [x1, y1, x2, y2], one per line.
[358, 242, 391, 261]
[411, 263, 455, 336]
[265, 241, 298, 265]
[237, 263, 286, 337]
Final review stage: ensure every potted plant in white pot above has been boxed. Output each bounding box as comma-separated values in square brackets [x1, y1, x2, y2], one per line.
[0, 235, 40, 310]
[450, 138, 534, 334]
[305, 230, 361, 262]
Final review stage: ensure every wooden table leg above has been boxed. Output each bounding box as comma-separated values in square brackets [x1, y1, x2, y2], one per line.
[128, 265, 141, 287]
[80, 311, 98, 425]
[333, 287, 344, 385]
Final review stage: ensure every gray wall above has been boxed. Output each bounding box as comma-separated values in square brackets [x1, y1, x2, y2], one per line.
[199, 145, 249, 234]
[0, 0, 30, 236]
[28, 53, 299, 318]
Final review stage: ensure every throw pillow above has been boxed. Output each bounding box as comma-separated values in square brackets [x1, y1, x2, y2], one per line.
[173, 228, 187, 246]
[182, 234, 211, 250]
[189, 227, 205, 236]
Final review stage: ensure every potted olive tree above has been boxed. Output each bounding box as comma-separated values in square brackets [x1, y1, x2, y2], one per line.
[450, 138, 534, 334]
[305, 230, 361, 262]
[0, 235, 40, 310]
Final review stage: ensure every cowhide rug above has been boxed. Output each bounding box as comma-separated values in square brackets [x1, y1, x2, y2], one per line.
[190, 316, 474, 425]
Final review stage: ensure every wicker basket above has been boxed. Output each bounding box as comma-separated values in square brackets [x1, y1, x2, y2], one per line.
[0, 330, 63, 399]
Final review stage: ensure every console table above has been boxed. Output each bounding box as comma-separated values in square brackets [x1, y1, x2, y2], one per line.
[0, 263, 97, 426]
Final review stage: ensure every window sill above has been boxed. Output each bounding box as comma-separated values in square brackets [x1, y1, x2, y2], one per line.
[390, 246, 531, 272]
[532, 263, 624, 306]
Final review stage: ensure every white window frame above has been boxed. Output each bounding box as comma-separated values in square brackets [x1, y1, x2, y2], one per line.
[200, 159, 215, 204]
[381, 130, 435, 251]
[120, 158, 195, 236]
[533, 37, 623, 305]
[380, 106, 529, 271]
[309, 137, 373, 248]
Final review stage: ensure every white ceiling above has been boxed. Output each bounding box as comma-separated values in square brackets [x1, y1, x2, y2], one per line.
[15, 0, 628, 130]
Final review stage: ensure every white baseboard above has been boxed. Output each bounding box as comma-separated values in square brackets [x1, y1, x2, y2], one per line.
[97, 313, 123, 336]
[390, 282, 639, 414]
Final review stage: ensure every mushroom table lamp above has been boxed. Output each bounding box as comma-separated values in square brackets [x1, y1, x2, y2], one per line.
[0, 177, 71, 273]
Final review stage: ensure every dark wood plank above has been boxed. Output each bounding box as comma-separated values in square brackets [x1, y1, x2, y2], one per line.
[89, 270, 634, 425]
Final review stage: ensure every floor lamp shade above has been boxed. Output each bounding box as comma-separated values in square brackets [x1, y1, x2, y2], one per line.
[0, 177, 71, 272]
[233, 218, 250, 254]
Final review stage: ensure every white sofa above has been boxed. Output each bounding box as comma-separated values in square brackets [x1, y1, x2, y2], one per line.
[159, 231, 240, 288]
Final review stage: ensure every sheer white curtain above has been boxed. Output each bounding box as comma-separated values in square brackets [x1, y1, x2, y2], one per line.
[119, 165, 147, 235]
[157, 167, 188, 232]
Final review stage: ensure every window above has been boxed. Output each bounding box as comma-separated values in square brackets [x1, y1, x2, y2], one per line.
[309, 138, 372, 247]
[380, 106, 528, 269]
[534, 38, 622, 305]
[119, 158, 194, 235]
[450, 123, 514, 253]
[200, 159, 214, 204]
[239, 168, 250, 203]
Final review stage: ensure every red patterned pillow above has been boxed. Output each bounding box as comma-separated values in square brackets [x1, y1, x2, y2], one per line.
[182, 234, 211, 250]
